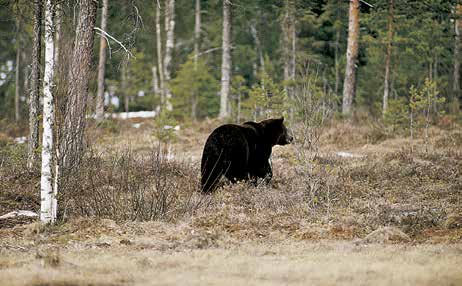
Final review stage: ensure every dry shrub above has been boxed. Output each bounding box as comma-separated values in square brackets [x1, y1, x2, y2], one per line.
[59, 146, 211, 222]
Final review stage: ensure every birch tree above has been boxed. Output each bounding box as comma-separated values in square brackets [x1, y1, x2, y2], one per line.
[163, 0, 175, 111]
[28, 0, 42, 169]
[219, 0, 231, 119]
[155, 1, 165, 106]
[382, 0, 394, 115]
[452, 3, 461, 114]
[95, 0, 109, 121]
[342, 0, 360, 115]
[62, 0, 98, 170]
[41, 0, 56, 224]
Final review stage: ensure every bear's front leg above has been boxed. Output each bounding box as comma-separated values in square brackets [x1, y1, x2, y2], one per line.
[250, 160, 272, 185]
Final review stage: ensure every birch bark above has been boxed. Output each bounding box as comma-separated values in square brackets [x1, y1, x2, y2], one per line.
[382, 0, 394, 115]
[219, 0, 231, 119]
[155, 1, 165, 106]
[41, 0, 56, 224]
[163, 0, 175, 111]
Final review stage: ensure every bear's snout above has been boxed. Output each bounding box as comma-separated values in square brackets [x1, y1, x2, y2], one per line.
[287, 134, 294, 143]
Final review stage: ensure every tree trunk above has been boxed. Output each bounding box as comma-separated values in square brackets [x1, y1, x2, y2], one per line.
[28, 0, 42, 170]
[152, 65, 159, 95]
[382, 0, 394, 115]
[219, 0, 231, 119]
[122, 63, 129, 112]
[191, 0, 201, 121]
[452, 3, 461, 114]
[163, 0, 175, 111]
[95, 0, 109, 121]
[155, 1, 165, 107]
[41, 0, 56, 224]
[334, 29, 340, 95]
[250, 21, 265, 74]
[15, 16, 21, 122]
[54, 1, 63, 68]
[342, 0, 360, 115]
[62, 0, 98, 170]
[282, 0, 296, 101]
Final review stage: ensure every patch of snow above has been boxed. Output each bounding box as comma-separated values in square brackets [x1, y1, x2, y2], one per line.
[336, 151, 364, 158]
[14, 136, 27, 144]
[163, 125, 180, 131]
[0, 210, 38, 219]
[132, 123, 142, 129]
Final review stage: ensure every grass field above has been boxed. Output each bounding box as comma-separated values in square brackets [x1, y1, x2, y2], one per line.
[0, 117, 461, 285]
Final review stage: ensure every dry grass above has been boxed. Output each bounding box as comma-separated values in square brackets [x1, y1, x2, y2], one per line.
[0, 118, 461, 285]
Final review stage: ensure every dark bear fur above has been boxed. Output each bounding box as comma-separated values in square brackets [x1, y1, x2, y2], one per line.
[200, 117, 293, 193]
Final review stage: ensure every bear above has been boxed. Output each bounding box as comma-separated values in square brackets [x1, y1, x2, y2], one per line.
[200, 117, 293, 193]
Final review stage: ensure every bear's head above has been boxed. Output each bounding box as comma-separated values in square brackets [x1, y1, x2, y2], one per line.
[260, 117, 293, 146]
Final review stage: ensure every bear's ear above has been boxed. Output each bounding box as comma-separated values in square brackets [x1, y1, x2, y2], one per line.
[277, 116, 284, 123]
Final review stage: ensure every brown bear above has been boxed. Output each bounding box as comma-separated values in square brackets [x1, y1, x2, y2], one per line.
[200, 117, 293, 193]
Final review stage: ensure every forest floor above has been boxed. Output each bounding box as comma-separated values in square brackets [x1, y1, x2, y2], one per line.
[0, 117, 461, 285]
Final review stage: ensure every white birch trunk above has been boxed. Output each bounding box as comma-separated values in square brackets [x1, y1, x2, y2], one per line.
[41, 0, 56, 224]
[219, 0, 231, 119]
[95, 0, 109, 121]
[382, 0, 394, 115]
[155, 1, 165, 107]
[163, 0, 175, 111]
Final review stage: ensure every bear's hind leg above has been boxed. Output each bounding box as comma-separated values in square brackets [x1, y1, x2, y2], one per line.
[201, 156, 225, 193]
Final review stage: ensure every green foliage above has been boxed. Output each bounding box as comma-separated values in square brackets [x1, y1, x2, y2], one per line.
[409, 78, 445, 125]
[241, 72, 286, 121]
[153, 110, 178, 144]
[383, 97, 409, 131]
[170, 57, 219, 120]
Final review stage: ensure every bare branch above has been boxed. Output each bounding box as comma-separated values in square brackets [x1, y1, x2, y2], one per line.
[94, 27, 135, 58]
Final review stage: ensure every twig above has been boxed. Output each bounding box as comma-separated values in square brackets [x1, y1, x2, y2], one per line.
[359, 0, 373, 8]
[94, 27, 135, 58]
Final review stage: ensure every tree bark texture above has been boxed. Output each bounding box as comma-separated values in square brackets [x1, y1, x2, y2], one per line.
[28, 0, 42, 170]
[382, 0, 394, 115]
[342, 0, 360, 115]
[452, 3, 461, 114]
[219, 0, 231, 119]
[95, 0, 109, 121]
[163, 0, 175, 111]
[62, 0, 98, 170]
[41, 0, 56, 224]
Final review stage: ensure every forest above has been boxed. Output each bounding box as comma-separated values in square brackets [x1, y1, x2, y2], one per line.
[0, 0, 461, 285]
